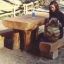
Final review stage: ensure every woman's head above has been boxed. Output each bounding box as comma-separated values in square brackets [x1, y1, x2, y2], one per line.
[49, 1, 59, 12]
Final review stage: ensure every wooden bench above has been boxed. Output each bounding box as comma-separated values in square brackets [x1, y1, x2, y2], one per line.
[39, 37, 64, 59]
[0, 20, 13, 49]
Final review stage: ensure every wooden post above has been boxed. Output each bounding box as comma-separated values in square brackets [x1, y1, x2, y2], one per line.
[23, 27, 39, 51]
[0, 35, 4, 48]
[51, 50, 58, 59]
[13, 32, 20, 49]
[24, 30, 31, 50]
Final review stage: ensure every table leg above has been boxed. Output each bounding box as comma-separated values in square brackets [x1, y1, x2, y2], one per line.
[13, 32, 20, 49]
[24, 30, 31, 50]
[24, 27, 39, 51]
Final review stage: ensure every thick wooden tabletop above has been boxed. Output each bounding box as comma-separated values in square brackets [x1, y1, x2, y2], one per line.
[3, 15, 46, 30]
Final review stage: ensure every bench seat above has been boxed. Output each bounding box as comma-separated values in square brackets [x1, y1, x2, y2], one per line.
[39, 37, 64, 59]
[0, 20, 13, 49]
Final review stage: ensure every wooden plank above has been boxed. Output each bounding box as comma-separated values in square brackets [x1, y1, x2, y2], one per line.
[3, 15, 46, 30]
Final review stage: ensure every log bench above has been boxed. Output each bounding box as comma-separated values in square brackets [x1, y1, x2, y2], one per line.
[39, 37, 64, 59]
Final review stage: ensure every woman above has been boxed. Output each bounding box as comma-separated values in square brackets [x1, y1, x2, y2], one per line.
[48, 1, 64, 38]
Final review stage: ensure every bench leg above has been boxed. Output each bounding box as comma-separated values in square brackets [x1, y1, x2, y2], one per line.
[50, 50, 58, 59]
[0, 36, 4, 48]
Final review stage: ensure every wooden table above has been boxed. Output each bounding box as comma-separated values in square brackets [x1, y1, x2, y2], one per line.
[3, 15, 46, 50]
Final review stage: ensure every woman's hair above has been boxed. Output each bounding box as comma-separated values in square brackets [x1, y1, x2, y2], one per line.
[49, 1, 59, 12]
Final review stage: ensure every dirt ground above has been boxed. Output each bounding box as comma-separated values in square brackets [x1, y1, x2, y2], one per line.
[0, 47, 64, 64]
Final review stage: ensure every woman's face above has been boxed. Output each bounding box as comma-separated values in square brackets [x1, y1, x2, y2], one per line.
[50, 5, 56, 12]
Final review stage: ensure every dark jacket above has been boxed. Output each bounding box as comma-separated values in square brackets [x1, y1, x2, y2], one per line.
[49, 11, 64, 38]
[49, 11, 64, 27]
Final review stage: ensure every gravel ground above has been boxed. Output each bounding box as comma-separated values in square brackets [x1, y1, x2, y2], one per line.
[0, 47, 64, 64]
